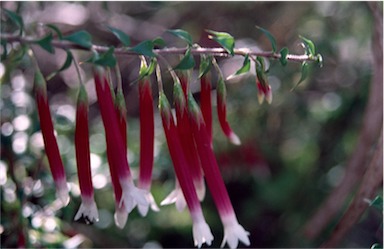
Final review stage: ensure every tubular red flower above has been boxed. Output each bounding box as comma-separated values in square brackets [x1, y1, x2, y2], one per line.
[94, 66, 148, 217]
[216, 79, 241, 145]
[115, 88, 128, 150]
[74, 85, 99, 223]
[200, 73, 213, 143]
[188, 92, 250, 249]
[256, 80, 272, 104]
[173, 80, 205, 201]
[159, 92, 213, 247]
[34, 70, 69, 206]
[138, 76, 159, 216]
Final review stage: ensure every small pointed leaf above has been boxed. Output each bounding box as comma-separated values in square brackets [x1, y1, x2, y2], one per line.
[279, 47, 289, 66]
[299, 35, 316, 56]
[292, 62, 309, 90]
[93, 47, 116, 67]
[369, 196, 383, 212]
[256, 25, 277, 52]
[153, 37, 166, 48]
[174, 49, 195, 70]
[167, 29, 193, 46]
[206, 30, 235, 55]
[45, 24, 63, 39]
[3, 9, 24, 35]
[35, 33, 55, 54]
[63, 30, 92, 49]
[130, 40, 156, 57]
[46, 51, 73, 81]
[107, 26, 131, 46]
[198, 55, 212, 78]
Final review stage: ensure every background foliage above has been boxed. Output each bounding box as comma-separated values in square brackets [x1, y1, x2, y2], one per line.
[1, 1, 382, 248]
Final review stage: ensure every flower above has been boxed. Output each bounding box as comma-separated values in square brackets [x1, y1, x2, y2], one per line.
[200, 73, 213, 143]
[217, 78, 241, 145]
[138, 75, 159, 216]
[34, 70, 69, 206]
[94, 66, 148, 218]
[174, 78, 206, 201]
[160, 179, 186, 212]
[74, 84, 99, 223]
[159, 91, 214, 247]
[256, 80, 272, 104]
[188, 92, 250, 249]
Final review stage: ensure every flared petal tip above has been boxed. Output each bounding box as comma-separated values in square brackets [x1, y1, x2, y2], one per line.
[114, 208, 128, 229]
[195, 180, 206, 202]
[74, 200, 99, 223]
[229, 132, 241, 146]
[160, 188, 186, 212]
[56, 183, 70, 207]
[121, 181, 149, 213]
[193, 219, 214, 248]
[221, 221, 250, 249]
[138, 191, 160, 217]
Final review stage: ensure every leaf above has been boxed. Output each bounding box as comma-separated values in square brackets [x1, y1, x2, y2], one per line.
[3, 9, 24, 35]
[198, 55, 212, 78]
[369, 195, 383, 212]
[63, 30, 92, 49]
[167, 29, 193, 46]
[316, 54, 323, 68]
[256, 25, 277, 52]
[227, 54, 250, 80]
[107, 26, 130, 46]
[130, 40, 156, 57]
[1, 40, 7, 61]
[139, 58, 157, 78]
[174, 49, 195, 70]
[291, 61, 309, 90]
[153, 37, 166, 48]
[279, 47, 289, 66]
[35, 33, 55, 54]
[93, 47, 117, 67]
[299, 35, 316, 56]
[46, 51, 73, 81]
[206, 30, 235, 55]
[45, 24, 63, 39]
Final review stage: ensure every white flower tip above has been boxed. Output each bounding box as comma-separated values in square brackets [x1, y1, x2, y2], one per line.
[221, 222, 250, 249]
[121, 181, 149, 213]
[74, 200, 99, 223]
[160, 188, 186, 212]
[257, 92, 264, 104]
[265, 91, 272, 104]
[195, 180, 206, 202]
[193, 220, 214, 248]
[229, 132, 241, 146]
[114, 208, 128, 229]
[56, 184, 70, 207]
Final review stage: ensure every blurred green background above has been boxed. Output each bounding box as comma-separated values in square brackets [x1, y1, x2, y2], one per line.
[1, 1, 382, 248]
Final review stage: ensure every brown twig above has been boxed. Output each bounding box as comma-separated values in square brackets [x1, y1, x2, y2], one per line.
[0, 33, 317, 63]
[302, 1, 383, 241]
[320, 131, 383, 248]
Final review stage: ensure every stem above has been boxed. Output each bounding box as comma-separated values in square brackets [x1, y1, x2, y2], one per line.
[1, 33, 317, 63]
[72, 53, 84, 85]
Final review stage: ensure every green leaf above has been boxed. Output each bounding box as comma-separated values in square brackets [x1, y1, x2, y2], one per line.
[198, 55, 212, 78]
[45, 24, 63, 39]
[35, 33, 55, 54]
[139, 58, 157, 78]
[3, 9, 24, 35]
[300, 35, 316, 56]
[153, 37, 166, 48]
[369, 195, 383, 212]
[279, 47, 289, 66]
[227, 54, 251, 80]
[292, 61, 309, 90]
[167, 29, 193, 46]
[206, 30, 235, 55]
[371, 243, 382, 249]
[256, 25, 277, 52]
[130, 40, 156, 57]
[46, 51, 73, 81]
[316, 54, 323, 68]
[92, 47, 117, 67]
[63, 30, 92, 49]
[107, 26, 130, 46]
[1, 40, 8, 61]
[174, 49, 195, 70]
